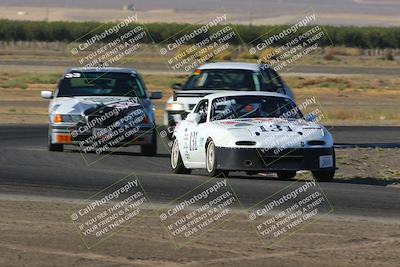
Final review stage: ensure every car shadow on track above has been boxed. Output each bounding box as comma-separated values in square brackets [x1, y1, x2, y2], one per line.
[333, 177, 400, 186]
[193, 171, 299, 183]
[65, 148, 399, 186]
[68, 149, 170, 158]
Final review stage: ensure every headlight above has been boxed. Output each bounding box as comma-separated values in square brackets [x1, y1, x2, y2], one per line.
[53, 114, 83, 123]
[165, 103, 185, 111]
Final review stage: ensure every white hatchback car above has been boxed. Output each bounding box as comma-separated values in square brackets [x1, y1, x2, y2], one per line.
[164, 62, 294, 133]
[170, 92, 335, 182]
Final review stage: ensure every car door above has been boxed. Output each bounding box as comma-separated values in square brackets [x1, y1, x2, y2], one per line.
[186, 99, 209, 165]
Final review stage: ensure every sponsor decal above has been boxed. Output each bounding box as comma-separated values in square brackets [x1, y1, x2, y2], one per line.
[234, 123, 253, 127]
[219, 121, 239, 125]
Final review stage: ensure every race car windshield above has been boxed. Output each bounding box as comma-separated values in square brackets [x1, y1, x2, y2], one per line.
[210, 95, 302, 121]
[183, 69, 284, 92]
[57, 72, 147, 98]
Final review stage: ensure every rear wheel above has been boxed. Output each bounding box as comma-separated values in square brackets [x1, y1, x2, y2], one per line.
[277, 171, 296, 180]
[141, 131, 157, 156]
[170, 139, 191, 174]
[206, 140, 229, 178]
[312, 170, 335, 182]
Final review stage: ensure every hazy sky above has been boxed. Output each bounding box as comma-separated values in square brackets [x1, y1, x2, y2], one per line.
[0, 0, 398, 15]
[1, 0, 399, 26]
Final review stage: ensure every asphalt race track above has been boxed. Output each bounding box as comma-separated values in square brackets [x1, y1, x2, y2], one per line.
[0, 124, 399, 220]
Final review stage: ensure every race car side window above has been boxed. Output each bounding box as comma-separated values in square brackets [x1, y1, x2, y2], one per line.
[194, 100, 209, 124]
[268, 68, 286, 95]
[259, 67, 285, 94]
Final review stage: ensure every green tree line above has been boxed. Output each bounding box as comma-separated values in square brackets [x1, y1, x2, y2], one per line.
[0, 19, 399, 48]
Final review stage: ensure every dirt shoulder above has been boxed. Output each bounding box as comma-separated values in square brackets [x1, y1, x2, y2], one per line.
[293, 148, 400, 185]
[0, 197, 399, 267]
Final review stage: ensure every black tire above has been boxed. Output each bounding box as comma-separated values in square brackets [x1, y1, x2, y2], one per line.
[312, 170, 335, 182]
[141, 131, 157, 156]
[313, 149, 336, 182]
[277, 171, 297, 180]
[170, 139, 191, 174]
[49, 143, 63, 152]
[48, 133, 63, 152]
[206, 140, 229, 178]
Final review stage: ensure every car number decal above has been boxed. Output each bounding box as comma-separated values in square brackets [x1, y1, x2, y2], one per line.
[189, 131, 198, 151]
[64, 72, 81, 78]
[259, 124, 293, 132]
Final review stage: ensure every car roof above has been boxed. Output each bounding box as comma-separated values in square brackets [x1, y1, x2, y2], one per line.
[203, 91, 290, 101]
[197, 62, 260, 71]
[64, 67, 138, 75]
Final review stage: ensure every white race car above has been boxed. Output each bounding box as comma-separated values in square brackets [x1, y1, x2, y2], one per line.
[170, 92, 335, 182]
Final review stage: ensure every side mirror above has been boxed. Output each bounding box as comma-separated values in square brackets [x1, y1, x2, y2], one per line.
[305, 112, 317, 122]
[171, 83, 182, 90]
[41, 90, 53, 99]
[186, 113, 200, 124]
[150, 91, 163, 99]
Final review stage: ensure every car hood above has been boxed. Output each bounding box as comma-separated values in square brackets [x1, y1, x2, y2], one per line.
[210, 118, 331, 148]
[49, 96, 147, 115]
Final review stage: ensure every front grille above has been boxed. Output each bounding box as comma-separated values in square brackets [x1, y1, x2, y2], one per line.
[307, 140, 325, 146]
[262, 155, 305, 168]
[236, 141, 256, 146]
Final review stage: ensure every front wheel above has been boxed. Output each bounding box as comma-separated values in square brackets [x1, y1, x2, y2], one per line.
[170, 139, 191, 174]
[206, 140, 229, 178]
[312, 170, 335, 182]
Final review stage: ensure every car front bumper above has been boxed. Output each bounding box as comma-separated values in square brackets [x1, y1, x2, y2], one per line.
[215, 147, 335, 172]
[49, 124, 155, 146]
